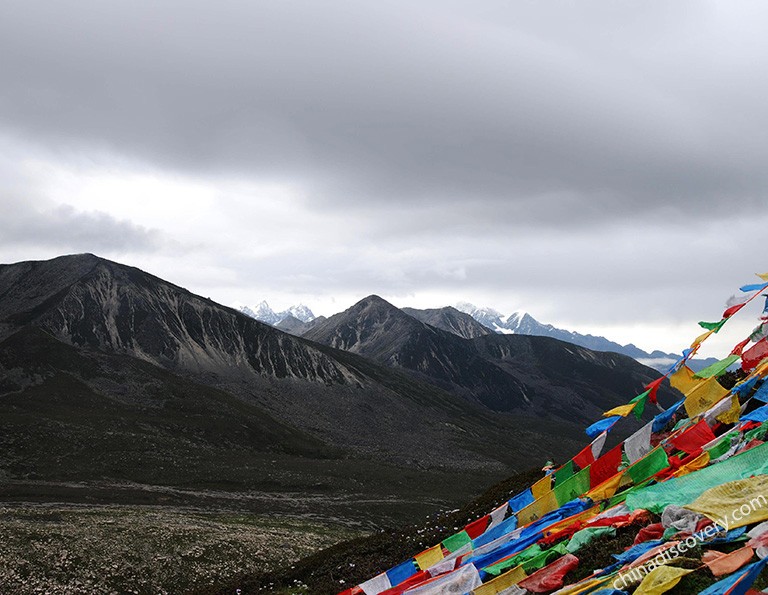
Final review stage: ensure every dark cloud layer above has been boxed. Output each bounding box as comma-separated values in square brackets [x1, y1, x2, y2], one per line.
[2, 1, 768, 229]
[0, 196, 162, 253]
[1, 1, 768, 354]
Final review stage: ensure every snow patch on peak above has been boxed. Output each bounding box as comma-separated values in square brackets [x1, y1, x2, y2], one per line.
[505, 310, 529, 327]
[240, 301, 315, 325]
[283, 304, 315, 323]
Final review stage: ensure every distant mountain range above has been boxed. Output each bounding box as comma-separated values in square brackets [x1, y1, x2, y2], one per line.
[239, 301, 316, 325]
[0, 254, 675, 519]
[239, 301, 326, 336]
[304, 296, 675, 420]
[451, 302, 714, 372]
[242, 297, 715, 373]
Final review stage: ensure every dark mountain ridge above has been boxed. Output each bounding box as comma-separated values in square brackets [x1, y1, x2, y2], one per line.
[0, 254, 632, 519]
[304, 295, 674, 423]
[401, 306, 491, 339]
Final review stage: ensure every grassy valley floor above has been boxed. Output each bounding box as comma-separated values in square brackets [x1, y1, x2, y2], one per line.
[0, 503, 365, 594]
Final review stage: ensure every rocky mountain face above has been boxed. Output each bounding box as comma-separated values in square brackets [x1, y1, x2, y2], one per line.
[0, 254, 353, 384]
[0, 254, 614, 518]
[275, 314, 326, 336]
[304, 296, 674, 424]
[401, 306, 492, 339]
[455, 302, 715, 372]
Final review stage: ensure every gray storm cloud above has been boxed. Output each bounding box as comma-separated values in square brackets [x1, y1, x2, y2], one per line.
[1, 1, 767, 225]
[1, 0, 767, 354]
[0, 195, 163, 253]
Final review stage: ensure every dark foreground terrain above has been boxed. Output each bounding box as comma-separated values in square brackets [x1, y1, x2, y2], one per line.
[0, 502, 364, 594]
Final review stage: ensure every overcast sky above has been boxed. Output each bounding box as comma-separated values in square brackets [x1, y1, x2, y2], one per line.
[1, 0, 767, 355]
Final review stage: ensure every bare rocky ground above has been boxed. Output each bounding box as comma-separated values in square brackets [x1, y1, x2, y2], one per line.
[0, 503, 365, 594]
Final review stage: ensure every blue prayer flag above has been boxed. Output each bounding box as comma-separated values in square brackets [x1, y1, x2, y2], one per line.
[752, 380, 768, 403]
[742, 404, 768, 423]
[385, 559, 416, 587]
[739, 282, 768, 293]
[586, 416, 620, 438]
[652, 399, 685, 433]
[699, 557, 768, 595]
[508, 488, 534, 513]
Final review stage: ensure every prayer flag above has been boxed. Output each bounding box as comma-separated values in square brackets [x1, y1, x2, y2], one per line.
[742, 338, 768, 372]
[586, 416, 620, 438]
[590, 444, 623, 488]
[624, 421, 654, 463]
[627, 446, 669, 484]
[414, 546, 443, 571]
[670, 419, 716, 454]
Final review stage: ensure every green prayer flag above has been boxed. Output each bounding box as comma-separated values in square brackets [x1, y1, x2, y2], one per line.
[485, 543, 542, 576]
[566, 526, 616, 554]
[745, 420, 768, 442]
[554, 466, 590, 506]
[627, 445, 669, 484]
[521, 542, 568, 573]
[554, 460, 575, 486]
[698, 319, 727, 333]
[625, 442, 768, 514]
[706, 434, 736, 460]
[694, 354, 741, 379]
[442, 530, 470, 553]
[630, 390, 650, 421]
[607, 479, 653, 507]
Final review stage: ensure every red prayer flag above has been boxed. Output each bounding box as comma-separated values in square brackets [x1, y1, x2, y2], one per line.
[518, 553, 579, 593]
[634, 522, 665, 545]
[573, 443, 595, 470]
[731, 338, 751, 357]
[644, 377, 665, 405]
[377, 572, 430, 595]
[589, 443, 622, 488]
[464, 515, 490, 540]
[724, 303, 747, 318]
[743, 338, 768, 371]
[670, 419, 716, 454]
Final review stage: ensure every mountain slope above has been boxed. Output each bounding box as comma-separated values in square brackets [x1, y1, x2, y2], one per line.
[0, 254, 612, 518]
[304, 296, 674, 424]
[401, 306, 492, 339]
[275, 314, 326, 336]
[0, 254, 355, 384]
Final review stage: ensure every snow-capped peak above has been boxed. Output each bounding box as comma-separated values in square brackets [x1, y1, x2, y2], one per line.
[505, 310, 529, 328]
[239, 301, 315, 325]
[240, 301, 281, 325]
[454, 302, 504, 330]
[283, 304, 315, 323]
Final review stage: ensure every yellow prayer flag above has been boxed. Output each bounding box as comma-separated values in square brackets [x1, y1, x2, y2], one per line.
[586, 472, 623, 501]
[715, 396, 741, 425]
[684, 377, 729, 418]
[755, 361, 768, 377]
[552, 576, 614, 595]
[635, 566, 693, 595]
[472, 565, 526, 595]
[544, 504, 602, 537]
[687, 475, 768, 528]
[669, 365, 699, 395]
[603, 402, 637, 417]
[672, 451, 710, 478]
[757, 272, 768, 281]
[518, 490, 558, 526]
[531, 474, 552, 500]
[690, 330, 713, 349]
[414, 544, 443, 570]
